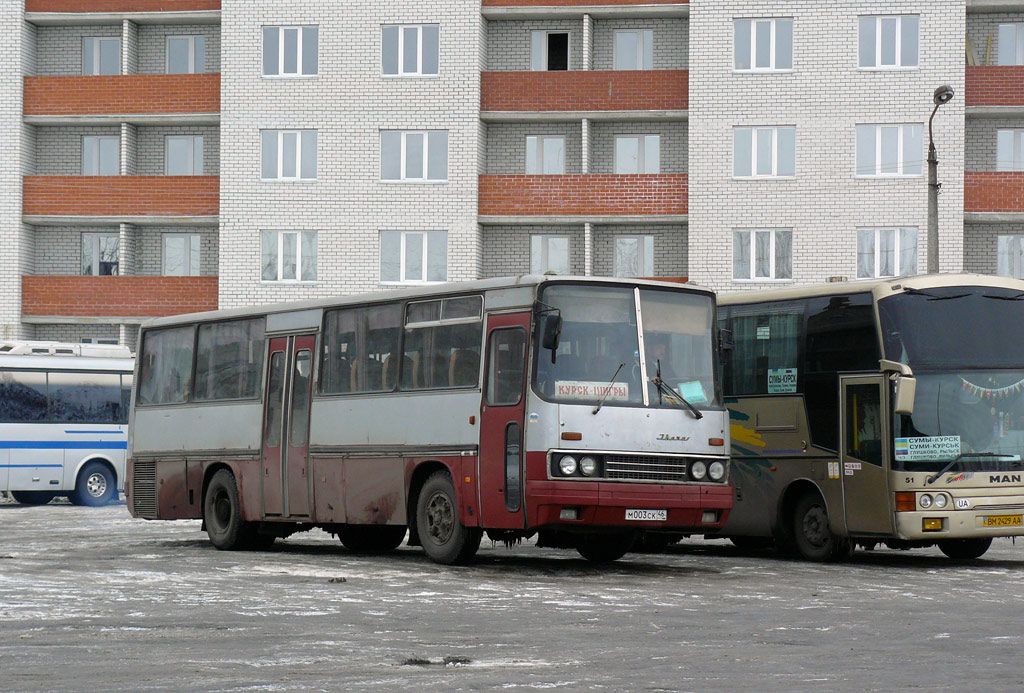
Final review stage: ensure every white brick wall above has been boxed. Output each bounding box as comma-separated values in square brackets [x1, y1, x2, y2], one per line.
[966, 117, 1018, 171]
[964, 222, 1024, 274]
[37, 25, 120, 76]
[591, 224, 688, 276]
[137, 227, 220, 276]
[481, 224, 585, 277]
[136, 126, 221, 175]
[486, 19, 583, 71]
[592, 18, 689, 70]
[485, 122, 583, 174]
[35, 126, 121, 175]
[2, 7, 31, 338]
[138, 23, 221, 74]
[590, 121, 687, 173]
[35, 324, 124, 343]
[966, 11, 1024, 66]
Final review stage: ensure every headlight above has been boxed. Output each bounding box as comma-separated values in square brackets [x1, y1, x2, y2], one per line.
[579, 456, 598, 476]
[708, 461, 726, 481]
[558, 455, 578, 476]
[690, 461, 707, 481]
[933, 493, 948, 509]
[919, 494, 933, 509]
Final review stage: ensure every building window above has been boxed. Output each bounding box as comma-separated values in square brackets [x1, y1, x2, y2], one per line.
[614, 236, 654, 277]
[262, 26, 318, 77]
[531, 235, 570, 275]
[380, 131, 448, 181]
[82, 337, 120, 345]
[614, 29, 653, 70]
[998, 236, 1024, 278]
[380, 231, 447, 283]
[82, 233, 119, 276]
[261, 231, 317, 282]
[261, 130, 317, 180]
[526, 136, 565, 174]
[615, 135, 660, 174]
[165, 135, 204, 175]
[734, 18, 793, 71]
[859, 15, 918, 69]
[857, 227, 917, 278]
[856, 124, 922, 176]
[997, 130, 1024, 171]
[82, 136, 119, 176]
[734, 126, 795, 178]
[163, 234, 201, 276]
[382, 24, 439, 76]
[999, 24, 1024, 65]
[82, 37, 120, 75]
[531, 31, 569, 71]
[733, 229, 792, 281]
[167, 35, 205, 74]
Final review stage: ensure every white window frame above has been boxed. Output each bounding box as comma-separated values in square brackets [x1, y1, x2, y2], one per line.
[263, 25, 318, 78]
[733, 126, 795, 178]
[261, 130, 316, 181]
[382, 24, 440, 77]
[531, 235, 570, 275]
[613, 235, 655, 277]
[82, 36, 120, 76]
[997, 129, 1024, 171]
[998, 235, 1024, 278]
[162, 233, 201, 277]
[166, 35, 204, 74]
[733, 229, 793, 282]
[998, 24, 1024, 65]
[859, 15, 919, 70]
[614, 134, 660, 174]
[379, 131, 449, 182]
[526, 135, 566, 175]
[857, 227, 918, 279]
[856, 124, 923, 177]
[82, 135, 120, 176]
[530, 30, 571, 71]
[261, 230, 317, 283]
[165, 135, 204, 175]
[733, 18, 793, 72]
[380, 231, 448, 285]
[82, 232, 120, 277]
[613, 29, 653, 70]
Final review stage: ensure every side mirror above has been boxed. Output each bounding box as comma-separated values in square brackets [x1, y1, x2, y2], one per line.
[541, 314, 562, 352]
[893, 375, 916, 416]
[718, 328, 734, 353]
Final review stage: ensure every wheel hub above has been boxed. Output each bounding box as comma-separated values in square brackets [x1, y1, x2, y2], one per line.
[213, 491, 231, 529]
[86, 472, 107, 498]
[802, 505, 829, 548]
[425, 491, 454, 544]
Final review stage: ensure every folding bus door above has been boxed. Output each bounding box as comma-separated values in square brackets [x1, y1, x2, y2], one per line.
[840, 374, 894, 536]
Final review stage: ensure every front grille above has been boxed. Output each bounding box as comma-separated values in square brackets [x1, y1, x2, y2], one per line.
[605, 455, 689, 482]
[974, 503, 1024, 511]
[132, 460, 157, 518]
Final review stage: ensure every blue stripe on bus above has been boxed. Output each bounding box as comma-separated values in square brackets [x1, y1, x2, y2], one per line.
[0, 441, 127, 450]
[64, 430, 125, 435]
[0, 464, 65, 468]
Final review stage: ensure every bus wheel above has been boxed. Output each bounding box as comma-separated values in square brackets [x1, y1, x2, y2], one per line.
[338, 525, 407, 553]
[938, 538, 992, 560]
[203, 469, 248, 550]
[415, 471, 481, 565]
[576, 533, 634, 562]
[10, 491, 57, 505]
[793, 493, 851, 562]
[71, 462, 116, 507]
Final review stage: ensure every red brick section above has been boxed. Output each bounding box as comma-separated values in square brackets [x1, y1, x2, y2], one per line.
[479, 174, 687, 216]
[24, 74, 219, 116]
[22, 276, 218, 319]
[965, 172, 1024, 213]
[23, 176, 219, 217]
[965, 66, 1024, 107]
[482, 0, 685, 6]
[482, 70, 687, 111]
[26, 1, 219, 11]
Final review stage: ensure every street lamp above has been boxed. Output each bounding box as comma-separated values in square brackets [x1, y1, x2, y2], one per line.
[927, 84, 954, 274]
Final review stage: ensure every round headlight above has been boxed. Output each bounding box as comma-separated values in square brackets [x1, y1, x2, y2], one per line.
[558, 455, 578, 476]
[919, 493, 933, 509]
[933, 493, 948, 509]
[579, 456, 598, 476]
[690, 460, 707, 481]
[708, 461, 726, 481]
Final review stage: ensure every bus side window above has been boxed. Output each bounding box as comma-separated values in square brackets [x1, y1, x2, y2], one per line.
[265, 351, 286, 447]
[486, 328, 526, 406]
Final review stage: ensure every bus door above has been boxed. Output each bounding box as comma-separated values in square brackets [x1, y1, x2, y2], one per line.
[261, 334, 315, 518]
[479, 314, 530, 528]
[839, 375, 894, 536]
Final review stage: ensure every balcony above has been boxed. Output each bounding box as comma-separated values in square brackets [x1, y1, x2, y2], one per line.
[24, 74, 219, 125]
[482, 70, 687, 121]
[23, 176, 219, 226]
[965, 172, 1024, 220]
[478, 173, 687, 223]
[26, 2, 221, 25]
[22, 276, 218, 322]
[481, 0, 688, 20]
[965, 66, 1024, 116]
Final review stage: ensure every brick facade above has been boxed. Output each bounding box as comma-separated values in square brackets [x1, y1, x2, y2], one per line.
[479, 173, 687, 216]
[22, 275, 218, 318]
[966, 66, 1024, 107]
[965, 172, 1024, 213]
[24, 74, 220, 115]
[24, 175, 219, 217]
[481, 70, 687, 112]
[26, 1, 221, 11]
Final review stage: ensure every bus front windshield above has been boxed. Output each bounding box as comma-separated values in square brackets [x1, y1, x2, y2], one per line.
[533, 284, 718, 409]
[880, 286, 1024, 472]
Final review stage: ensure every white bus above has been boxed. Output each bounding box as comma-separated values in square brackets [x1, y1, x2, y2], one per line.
[0, 344, 134, 506]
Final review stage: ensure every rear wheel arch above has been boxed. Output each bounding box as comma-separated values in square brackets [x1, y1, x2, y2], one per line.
[406, 460, 454, 546]
[776, 480, 826, 551]
[201, 462, 237, 510]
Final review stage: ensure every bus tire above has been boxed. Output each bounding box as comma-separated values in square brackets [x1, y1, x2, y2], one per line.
[792, 493, 851, 562]
[576, 533, 633, 562]
[71, 461, 116, 507]
[338, 525, 407, 553]
[415, 471, 481, 565]
[203, 469, 248, 550]
[938, 538, 992, 560]
[10, 491, 57, 505]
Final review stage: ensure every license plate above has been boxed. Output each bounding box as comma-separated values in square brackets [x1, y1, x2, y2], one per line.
[625, 508, 667, 522]
[983, 515, 1023, 527]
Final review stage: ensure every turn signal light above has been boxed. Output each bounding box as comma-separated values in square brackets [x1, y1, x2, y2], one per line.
[895, 492, 916, 512]
[709, 438, 725, 447]
[561, 432, 583, 441]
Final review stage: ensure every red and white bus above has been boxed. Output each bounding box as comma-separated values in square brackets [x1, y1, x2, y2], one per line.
[126, 276, 732, 564]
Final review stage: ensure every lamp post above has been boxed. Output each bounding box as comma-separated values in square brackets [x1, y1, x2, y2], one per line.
[927, 84, 954, 274]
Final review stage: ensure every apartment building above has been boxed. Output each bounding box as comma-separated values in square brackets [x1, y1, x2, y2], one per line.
[2, 0, 1022, 346]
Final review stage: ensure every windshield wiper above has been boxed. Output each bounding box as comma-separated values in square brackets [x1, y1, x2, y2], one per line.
[591, 363, 624, 415]
[650, 360, 703, 420]
[902, 287, 970, 301]
[982, 292, 1024, 301]
[925, 452, 1020, 485]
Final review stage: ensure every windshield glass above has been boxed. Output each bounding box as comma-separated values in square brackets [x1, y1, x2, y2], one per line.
[533, 283, 719, 409]
[894, 370, 1024, 473]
